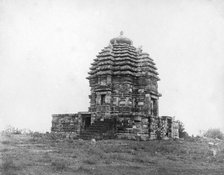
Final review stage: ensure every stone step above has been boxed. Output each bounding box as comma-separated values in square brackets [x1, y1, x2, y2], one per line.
[79, 119, 115, 140]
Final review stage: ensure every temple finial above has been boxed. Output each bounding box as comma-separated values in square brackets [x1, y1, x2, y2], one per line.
[137, 45, 143, 54]
[120, 31, 124, 36]
[138, 45, 142, 50]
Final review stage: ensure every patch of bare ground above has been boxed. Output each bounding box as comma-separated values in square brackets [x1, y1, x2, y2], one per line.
[0, 133, 224, 175]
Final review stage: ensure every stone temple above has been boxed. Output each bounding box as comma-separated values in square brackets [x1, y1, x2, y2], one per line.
[51, 32, 179, 140]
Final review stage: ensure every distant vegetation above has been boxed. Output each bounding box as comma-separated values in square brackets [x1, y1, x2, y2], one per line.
[203, 128, 224, 140]
[177, 120, 224, 141]
[2, 126, 22, 134]
[2, 125, 224, 141]
[1, 125, 33, 135]
[177, 120, 189, 139]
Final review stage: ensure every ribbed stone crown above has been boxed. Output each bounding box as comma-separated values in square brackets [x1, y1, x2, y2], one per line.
[88, 32, 159, 80]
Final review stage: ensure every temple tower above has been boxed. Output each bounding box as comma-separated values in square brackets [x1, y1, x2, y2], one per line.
[51, 32, 179, 140]
[87, 32, 161, 139]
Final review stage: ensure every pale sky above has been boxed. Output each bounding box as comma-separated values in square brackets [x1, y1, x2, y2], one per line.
[0, 0, 224, 135]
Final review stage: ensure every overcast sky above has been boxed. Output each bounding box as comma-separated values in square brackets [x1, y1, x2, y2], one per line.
[0, 0, 224, 135]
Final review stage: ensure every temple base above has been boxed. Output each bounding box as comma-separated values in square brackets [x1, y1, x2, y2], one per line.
[51, 112, 179, 140]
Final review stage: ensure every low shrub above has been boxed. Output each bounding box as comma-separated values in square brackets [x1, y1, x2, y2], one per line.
[104, 159, 113, 164]
[203, 128, 224, 140]
[31, 132, 44, 138]
[83, 157, 97, 165]
[86, 146, 106, 159]
[2, 126, 22, 135]
[51, 158, 69, 171]
[177, 120, 189, 138]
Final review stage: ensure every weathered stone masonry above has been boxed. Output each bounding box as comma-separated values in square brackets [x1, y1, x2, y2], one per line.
[51, 32, 179, 140]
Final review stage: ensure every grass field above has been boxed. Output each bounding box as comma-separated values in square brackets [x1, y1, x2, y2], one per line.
[0, 133, 224, 175]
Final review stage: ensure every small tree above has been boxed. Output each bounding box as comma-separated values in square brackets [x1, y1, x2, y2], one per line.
[177, 120, 189, 138]
[203, 128, 224, 140]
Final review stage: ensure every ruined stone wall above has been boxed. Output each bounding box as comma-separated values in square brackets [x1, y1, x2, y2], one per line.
[116, 116, 179, 140]
[116, 115, 150, 140]
[172, 121, 180, 138]
[149, 117, 160, 139]
[51, 114, 81, 133]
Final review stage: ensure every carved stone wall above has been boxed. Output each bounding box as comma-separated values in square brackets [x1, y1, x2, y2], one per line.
[51, 114, 81, 133]
[51, 112, 92, 133]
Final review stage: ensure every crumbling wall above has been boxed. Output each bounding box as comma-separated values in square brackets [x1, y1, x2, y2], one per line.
[51, 114, 81, 133]
[149, 117, 160, 139]
[172, 121, 179, 138]
[116, 115, 179, 140]
[116, 116, 158, 141]
[51, 113, 179, 140]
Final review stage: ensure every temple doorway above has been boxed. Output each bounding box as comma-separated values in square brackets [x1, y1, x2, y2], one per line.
[167, 118, 172, 137]
[83, 116, 91, 129]
[79, 112, 91, 130]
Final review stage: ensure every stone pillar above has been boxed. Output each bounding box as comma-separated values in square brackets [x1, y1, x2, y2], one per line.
[155, 99, 159, 117]
[150, 97, 159, 117]
[144, 94, 151, 114]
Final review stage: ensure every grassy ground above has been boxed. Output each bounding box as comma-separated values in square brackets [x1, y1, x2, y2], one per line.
[0, 133, 224, 175]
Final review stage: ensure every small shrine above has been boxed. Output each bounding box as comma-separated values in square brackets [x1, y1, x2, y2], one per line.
[51, 32, 179, 140]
